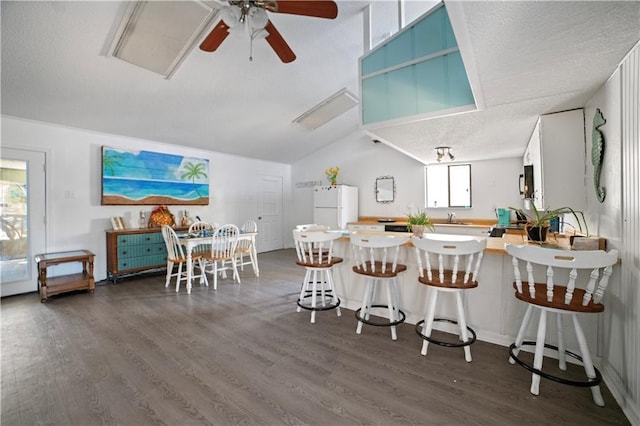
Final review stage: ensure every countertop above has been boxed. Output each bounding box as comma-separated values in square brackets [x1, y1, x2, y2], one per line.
[340, 230, 572, 254]
[351, 217, 499, 229]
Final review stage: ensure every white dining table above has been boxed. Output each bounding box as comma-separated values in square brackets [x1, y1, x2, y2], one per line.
[178, 231, 259, 294]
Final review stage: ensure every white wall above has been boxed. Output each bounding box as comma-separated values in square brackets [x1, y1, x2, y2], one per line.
[290, 129, 524, 234]
[1, 116, 291, 282]
[585, 43, 640, 423]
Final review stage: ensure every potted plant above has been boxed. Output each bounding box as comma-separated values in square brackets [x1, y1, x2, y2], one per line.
[509, 204, 588, 242]
[406, 209, 435, 237]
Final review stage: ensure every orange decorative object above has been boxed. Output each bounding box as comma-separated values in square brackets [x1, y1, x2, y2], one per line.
[148, 205, 175, 228]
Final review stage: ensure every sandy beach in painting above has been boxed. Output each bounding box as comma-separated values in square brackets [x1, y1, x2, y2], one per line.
[102, 195, 209, 205]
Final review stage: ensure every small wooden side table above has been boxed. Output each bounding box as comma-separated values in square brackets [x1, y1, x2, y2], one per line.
[34, 250, 95, 302]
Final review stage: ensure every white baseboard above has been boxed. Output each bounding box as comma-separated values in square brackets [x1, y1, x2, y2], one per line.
[601, 361, 640, 425]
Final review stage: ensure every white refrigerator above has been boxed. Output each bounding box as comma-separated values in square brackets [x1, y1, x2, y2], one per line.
[313, 185, 358, 230]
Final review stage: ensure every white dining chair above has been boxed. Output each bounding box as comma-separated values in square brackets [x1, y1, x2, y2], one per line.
[235, 220, 257, 274]
[201, 224, 240, 289]
[161, 225, 207, 292]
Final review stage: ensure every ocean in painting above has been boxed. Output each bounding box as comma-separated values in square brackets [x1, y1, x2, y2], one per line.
[103, 177, 209, 201]
[101, 147, 209, 204]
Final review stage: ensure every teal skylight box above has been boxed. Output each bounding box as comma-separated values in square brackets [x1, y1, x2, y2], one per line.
[360, 3, 476, 126]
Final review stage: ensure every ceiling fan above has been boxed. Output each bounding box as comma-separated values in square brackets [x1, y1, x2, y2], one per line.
[199, 0, 338, 63]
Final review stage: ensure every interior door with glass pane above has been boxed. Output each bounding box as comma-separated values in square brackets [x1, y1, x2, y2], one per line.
[0, 148, 46, 297]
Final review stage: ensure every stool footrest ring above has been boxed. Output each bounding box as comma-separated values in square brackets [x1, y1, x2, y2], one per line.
[355, 304, 405, 327]
[415, 318, 477, 348]
[297, 291, 341, 312]
[508, 341, 602, 388]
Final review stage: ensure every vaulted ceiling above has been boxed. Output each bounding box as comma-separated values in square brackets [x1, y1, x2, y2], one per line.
[2, 1, 639, 164]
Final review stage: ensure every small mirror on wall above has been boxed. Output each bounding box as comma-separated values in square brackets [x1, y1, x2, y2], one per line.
[375, 176, 395, 203]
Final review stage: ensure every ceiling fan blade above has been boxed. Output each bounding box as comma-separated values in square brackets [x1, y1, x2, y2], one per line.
[265, 20, 296, 63]
[265, 1, 338, 19]
[199, 21, 230, 52]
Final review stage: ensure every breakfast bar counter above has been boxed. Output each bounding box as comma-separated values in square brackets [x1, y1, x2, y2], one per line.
[330, 231, 602, 354]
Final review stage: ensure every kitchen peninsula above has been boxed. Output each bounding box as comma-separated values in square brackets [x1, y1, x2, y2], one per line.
[333, 221, 600, 354]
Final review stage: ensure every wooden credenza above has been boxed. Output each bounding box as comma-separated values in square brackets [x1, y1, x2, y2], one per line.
[106, 227, 187, 282]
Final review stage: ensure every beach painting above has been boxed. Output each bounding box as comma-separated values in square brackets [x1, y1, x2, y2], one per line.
[101, 147, 209, 205]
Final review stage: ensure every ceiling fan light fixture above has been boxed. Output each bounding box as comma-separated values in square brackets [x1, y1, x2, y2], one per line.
[251, 28, 269, 40]
[248, 7, 269, 30]
[220, 5, 241, 27]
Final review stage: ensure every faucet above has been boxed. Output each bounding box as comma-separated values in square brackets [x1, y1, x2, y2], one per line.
[447, 212, 456, 224]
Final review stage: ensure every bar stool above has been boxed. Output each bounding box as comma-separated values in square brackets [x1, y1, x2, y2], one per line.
[292, 228, 343, 323]
[350, 232, 410, 340]
[412, 234, 487, 362]
[505, 244, 618, 406]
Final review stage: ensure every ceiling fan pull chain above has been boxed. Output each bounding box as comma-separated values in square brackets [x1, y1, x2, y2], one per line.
[249, 36, 254, 62]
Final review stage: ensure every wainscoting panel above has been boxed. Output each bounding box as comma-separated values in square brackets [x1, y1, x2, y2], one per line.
[620, 41, 640, 424]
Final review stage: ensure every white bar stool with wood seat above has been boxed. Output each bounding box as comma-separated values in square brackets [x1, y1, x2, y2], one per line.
[505, 244, 618, 406]
[412, 234, 487, 362]
[292, 228, 343, 323]
[350, 232, 410, 340]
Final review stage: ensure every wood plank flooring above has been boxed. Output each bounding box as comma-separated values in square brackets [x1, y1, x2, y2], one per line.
[1, 249, 630, 425]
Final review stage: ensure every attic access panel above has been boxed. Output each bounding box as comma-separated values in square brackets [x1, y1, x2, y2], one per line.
[359, 3, 477, 127]
[108, 1, 216, 78]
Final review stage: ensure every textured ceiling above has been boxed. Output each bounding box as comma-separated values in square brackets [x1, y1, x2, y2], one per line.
[2, 1, 639, 164]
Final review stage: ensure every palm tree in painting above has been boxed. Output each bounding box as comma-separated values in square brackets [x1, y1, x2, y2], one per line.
[102, 151, 123, 176]
[180, 162, 208, 199]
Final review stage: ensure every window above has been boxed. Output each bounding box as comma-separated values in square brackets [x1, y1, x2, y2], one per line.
[425, 164, 471, 208]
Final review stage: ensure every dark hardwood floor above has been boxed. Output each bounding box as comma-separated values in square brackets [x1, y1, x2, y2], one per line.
[1, 249, 629, 425]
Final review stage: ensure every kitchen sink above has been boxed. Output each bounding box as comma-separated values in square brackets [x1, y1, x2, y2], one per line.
[438, 222, 470, 226]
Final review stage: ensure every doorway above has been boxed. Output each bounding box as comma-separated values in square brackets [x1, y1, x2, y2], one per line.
[0, 148, 46, 297]
[257, 175, 283, 252]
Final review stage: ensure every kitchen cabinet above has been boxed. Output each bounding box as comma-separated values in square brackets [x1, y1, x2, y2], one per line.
[523, 109, 586, 210]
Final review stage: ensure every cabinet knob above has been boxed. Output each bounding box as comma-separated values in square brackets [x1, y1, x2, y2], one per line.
[123, 251, 127, 255]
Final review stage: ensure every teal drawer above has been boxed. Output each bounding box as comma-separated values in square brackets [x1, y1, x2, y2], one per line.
[117, 232, 164, 246]
[118, 254, 167, 271]
[118, 242, 166, 259]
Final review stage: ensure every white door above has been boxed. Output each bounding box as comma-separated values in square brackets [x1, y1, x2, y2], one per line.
[0, 148, 46, 296]
[258, 176, 283, 252]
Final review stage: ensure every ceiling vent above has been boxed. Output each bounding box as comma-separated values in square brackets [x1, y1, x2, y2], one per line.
[107, 1, 217, 79]
[293, 88, 359, 130]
